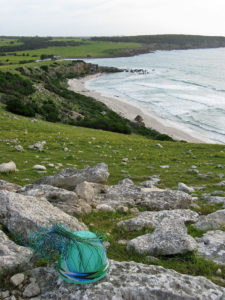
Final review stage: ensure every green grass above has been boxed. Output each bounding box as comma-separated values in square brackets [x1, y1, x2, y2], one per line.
[0, 38, 22, 47]
[13, 41, 141, 57]
[0, 105, 225, 192]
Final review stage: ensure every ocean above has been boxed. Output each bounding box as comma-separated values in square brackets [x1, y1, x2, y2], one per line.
[85, 48, 225, 144]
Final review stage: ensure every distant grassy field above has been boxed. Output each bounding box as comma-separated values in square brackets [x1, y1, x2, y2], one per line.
[0, 39, 142, 67]
[0, 38, 22, 47]
[0, 107, 225, 286]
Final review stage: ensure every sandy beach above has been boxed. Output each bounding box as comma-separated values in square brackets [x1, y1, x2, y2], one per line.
[68, 74, 206, 143]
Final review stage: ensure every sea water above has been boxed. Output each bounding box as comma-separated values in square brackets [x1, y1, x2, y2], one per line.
[85, 48, 225, 144]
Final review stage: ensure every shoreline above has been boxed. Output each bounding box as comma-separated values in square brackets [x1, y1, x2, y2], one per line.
[68, 73, 207, 143]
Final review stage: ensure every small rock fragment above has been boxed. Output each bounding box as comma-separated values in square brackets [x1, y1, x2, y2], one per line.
[0, 161, 17, 173]
[15, 145, 24, 152]
[10, 273, 25, 287]
[32, 165, 46, 171]
[23, 282, 41, 298]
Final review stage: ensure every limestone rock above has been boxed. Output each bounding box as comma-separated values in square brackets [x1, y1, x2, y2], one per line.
[127, 218, 198, 256]
[117, 205, 129, 213]
[95, 181, 192, 210]
[32, 165, 46, 171]
[140, 189, 192, 211]
[96, 204, 115, 213]
[117, 178, 134, 186]
[75, 181, 95, 202]
[0, 230, 32, 275]
[28, 141, 46, 151]
[23, 282, 41, 298]
[0, 180, 21, 192]
[202, 194, 225, 208]
[0, 190, 87, 240]
[17, 183, 102, 217]
[0, 161, 17, 173]
[178, 182, 195, 194]
[18, 184, 78, 203]
[22, 260, 225, 299]
[15, 145, 24, 152]
[17, 184, 90, 216]
[130, 207, 139, 214]
[33, 163, 109, 190]
[1, 290, 9, 298]
[141, 175, 160, 188]
[10, 273, 25, 287]
[217, 180, 225, 187]
[193, 209, 225, 231]
[196, 230, 225, 265]
[118, 209, 199, 231]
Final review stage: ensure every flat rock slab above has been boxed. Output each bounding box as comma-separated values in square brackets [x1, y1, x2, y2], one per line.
[196, 230, 225, 265]
[127, 219, 197, 256]
[118, 209, 199, 231]
[96, 180, 192, 210]
[193, 209, 225, 231]
[22, 260, 225, 299]
[0, 190, 87, 240]
[0, 179, 21, 192]
[33, 163, 109, 190]
[0, 230, 33, 275]
[18, 184, 79, 202]
[17, 184, 93, 216]
[202, 195, 225, 208]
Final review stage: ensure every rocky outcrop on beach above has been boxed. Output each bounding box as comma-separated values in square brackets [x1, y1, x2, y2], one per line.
[1, 163, 225, 298]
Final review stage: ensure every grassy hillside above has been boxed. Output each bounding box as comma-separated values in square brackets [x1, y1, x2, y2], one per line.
[0, 106, 224, 202]
[0, 108, 225, 286]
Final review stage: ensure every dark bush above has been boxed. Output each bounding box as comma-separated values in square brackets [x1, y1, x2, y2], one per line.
[6, 97, 35, 117]
[0, 71, 34, 96]
[41, 100, 60, 122]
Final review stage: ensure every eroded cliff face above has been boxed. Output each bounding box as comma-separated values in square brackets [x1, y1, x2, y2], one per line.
[48, 61, 122, 78]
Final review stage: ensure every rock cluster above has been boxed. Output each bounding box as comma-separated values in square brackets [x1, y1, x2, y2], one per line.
[0, 163, 225, 298]
[94, 179, 192, 210]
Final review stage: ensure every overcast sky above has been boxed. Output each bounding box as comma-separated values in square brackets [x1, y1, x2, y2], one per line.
[0, 0, 225, 37]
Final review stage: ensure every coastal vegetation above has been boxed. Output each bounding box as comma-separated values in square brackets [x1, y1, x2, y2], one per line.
[0, 61, 173, 140]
